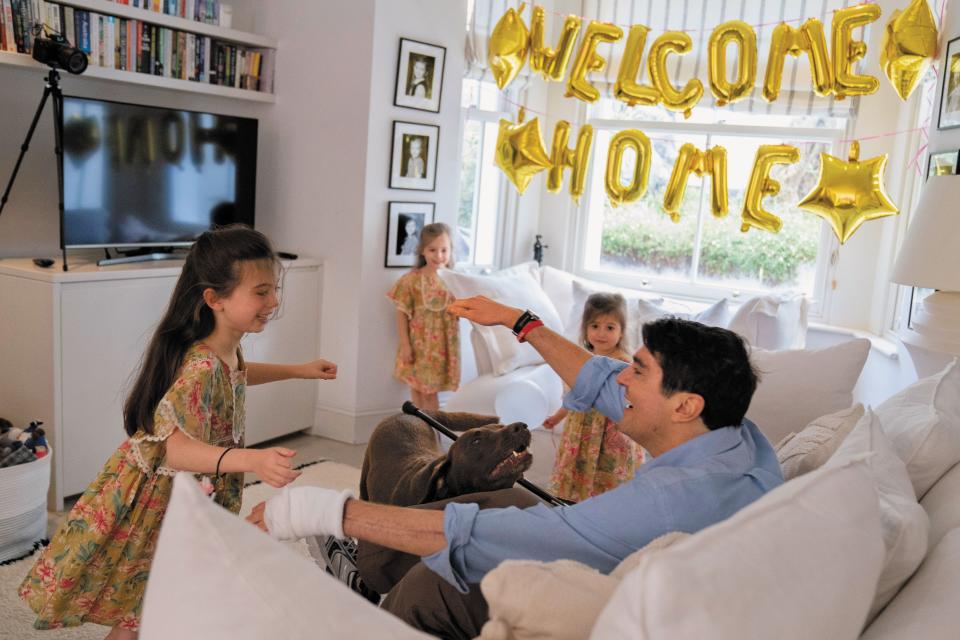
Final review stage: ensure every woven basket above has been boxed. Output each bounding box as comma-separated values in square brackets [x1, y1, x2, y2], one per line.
[0, 447, 51, 563]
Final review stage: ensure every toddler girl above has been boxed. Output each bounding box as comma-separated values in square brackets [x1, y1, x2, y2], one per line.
[543, 292, 644, 502]
[388, 222, 459, 412]
[19, 226, 338, 638]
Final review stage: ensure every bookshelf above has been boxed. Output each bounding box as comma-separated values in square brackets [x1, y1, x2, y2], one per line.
[0, 0, 277, 103]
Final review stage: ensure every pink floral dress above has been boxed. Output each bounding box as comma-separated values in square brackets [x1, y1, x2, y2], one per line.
[18, 343, 245, 630]
[388, 269, 460, 394]
[551, 409, 645, 502]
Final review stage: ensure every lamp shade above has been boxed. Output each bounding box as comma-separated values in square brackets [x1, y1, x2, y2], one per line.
[891, 175, 960, 290]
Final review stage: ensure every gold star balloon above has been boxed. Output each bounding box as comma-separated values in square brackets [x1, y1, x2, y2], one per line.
[798, 141, 899, 244]
[495, 109, 552, 194]
[488, 4, 530, 90]
[881, 0, 938, 101]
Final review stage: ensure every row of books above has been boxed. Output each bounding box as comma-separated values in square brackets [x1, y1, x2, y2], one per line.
[0, 1, 271, 92]
[105, 0, 228, 27]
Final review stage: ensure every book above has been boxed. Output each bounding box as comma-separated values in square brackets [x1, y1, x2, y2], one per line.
[1, 0, 15, 52]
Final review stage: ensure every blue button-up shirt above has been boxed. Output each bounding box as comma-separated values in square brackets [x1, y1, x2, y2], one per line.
[423, 356, 784, 592]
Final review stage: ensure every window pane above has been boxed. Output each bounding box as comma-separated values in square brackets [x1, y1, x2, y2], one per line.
[457, 119, 482, 263]
[694, 137, 824, 295]
[473, 121, 502, 265]
[585, 130, 708, 281]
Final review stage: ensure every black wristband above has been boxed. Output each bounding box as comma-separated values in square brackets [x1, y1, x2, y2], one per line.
[511, 309, 541, 336]
[216, 447, 235, 478]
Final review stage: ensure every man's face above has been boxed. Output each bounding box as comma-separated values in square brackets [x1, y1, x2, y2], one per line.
[615, 347, 671, 443]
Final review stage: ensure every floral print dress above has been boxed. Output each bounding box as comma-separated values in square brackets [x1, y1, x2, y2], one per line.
[551, 412, 644, 503]
[388, 269, 460, 394]
[18, 343, 246, 631]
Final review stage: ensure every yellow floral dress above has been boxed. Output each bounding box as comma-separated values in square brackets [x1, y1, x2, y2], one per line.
[388, 269, 460, 394]
[18, 343, 246, 631]
[551, 409, 645, 503]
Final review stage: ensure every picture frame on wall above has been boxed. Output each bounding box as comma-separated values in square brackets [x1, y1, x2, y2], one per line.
[938, 37, 960, 130]
[393, 38, 446, 113]
[389, 121, 439, 191]
[385, 201, 435, 268]
[926, 150, 960, 179]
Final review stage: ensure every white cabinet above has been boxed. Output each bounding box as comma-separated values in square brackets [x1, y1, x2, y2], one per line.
[0, 257, 320, 508]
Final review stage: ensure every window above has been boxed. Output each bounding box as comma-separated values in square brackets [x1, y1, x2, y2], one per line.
[457, 78, 508, 267]
[578, 100, 847, 305]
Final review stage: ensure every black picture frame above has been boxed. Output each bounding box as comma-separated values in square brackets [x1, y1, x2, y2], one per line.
[938, 36, 960, 130]
[393, 38, 446, 113]
[389, 120, 439, 191]
[385, 201, 436, 268]
[926, 150, 960, 179]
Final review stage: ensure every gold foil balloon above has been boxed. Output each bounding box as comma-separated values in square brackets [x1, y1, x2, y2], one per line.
[605, 129, 652, 207]
[547, 121, 594, 203]
[488, 4, 530, 90]
[708, 21, 757, 106]
[797, 141, 899, 244]
[649, 31, 703, 118]
[663, 144, 728, 221]
[881, 0, 938, 101]
[614, 25, 660, 107]
[832, 3, 881, 99]
[763, 19, 833, 102]
[495, 110, 552, 195]
[566, 20, 623, 103]
[741, 144, 801, 234]
[530, 6, 581, 82]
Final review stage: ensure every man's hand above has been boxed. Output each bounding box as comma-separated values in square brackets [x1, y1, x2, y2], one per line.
[248, 486, 354, 540]
[447, 296, 523, 328]
[299, 359, 338, 380]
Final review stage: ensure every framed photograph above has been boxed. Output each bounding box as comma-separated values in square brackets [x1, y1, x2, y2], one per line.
[394, 38, 446, 113]
[385, 201, 435, 268]
[938, 37, 960, 129]
[389, 121, 439, 191]
[926, 150, 960, 179]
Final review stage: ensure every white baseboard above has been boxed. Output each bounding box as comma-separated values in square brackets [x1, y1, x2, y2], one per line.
[311, 405, 398, 444]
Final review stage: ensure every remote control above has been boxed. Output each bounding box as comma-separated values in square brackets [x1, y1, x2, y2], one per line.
[32, 258, 54, 268]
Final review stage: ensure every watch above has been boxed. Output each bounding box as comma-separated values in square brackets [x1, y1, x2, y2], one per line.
[511, 309, 541, 336]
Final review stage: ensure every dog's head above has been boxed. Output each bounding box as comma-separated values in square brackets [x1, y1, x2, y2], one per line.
[440, 421, 532, 497]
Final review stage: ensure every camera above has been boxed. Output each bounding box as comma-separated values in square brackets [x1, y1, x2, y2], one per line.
[32, 33, 87, 75]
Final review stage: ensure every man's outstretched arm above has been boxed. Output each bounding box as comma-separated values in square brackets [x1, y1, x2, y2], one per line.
[447, 296, 591, 389]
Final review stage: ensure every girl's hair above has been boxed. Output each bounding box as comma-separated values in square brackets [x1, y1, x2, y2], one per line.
[123, 225, 277, 436]
[579, 292, 629, 353]
[415, 222, 455, 269]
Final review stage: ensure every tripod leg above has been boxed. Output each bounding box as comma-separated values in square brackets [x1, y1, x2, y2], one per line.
[50, 80, 69, 271]
[0, 83, 53, 218]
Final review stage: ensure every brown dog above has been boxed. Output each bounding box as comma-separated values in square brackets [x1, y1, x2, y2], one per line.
[359, 411, 533, 507]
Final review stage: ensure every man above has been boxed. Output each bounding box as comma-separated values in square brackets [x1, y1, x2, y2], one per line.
[248, 296, 783, 638]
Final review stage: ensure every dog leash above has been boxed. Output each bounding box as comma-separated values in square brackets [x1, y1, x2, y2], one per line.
[401, 401, 575, 508]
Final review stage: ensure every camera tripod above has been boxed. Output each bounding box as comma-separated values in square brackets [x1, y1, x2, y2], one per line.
[0, 68, 70, 271]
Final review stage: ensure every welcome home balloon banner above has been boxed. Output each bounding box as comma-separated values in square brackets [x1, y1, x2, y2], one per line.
[489, 1, 939, 244]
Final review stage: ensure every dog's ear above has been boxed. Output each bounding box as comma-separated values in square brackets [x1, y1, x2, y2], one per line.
[403, 456, 452, 504]
[429, 411, 500, 432]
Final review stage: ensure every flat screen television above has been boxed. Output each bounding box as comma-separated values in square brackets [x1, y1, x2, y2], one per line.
[60, 96, 257, 249]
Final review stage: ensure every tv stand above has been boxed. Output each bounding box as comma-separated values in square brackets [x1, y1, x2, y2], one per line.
[98, 252, 183, 266]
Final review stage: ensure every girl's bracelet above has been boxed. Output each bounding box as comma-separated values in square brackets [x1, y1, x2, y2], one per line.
[216, 447, 236, 479]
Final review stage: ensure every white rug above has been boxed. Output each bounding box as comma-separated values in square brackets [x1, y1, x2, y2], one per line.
[1, 460, 361, 639]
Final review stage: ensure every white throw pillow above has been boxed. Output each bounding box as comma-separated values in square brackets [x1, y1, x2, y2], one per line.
[826, 409, 929, 621]
[440, 265, 564, 375]
[746, 339, 870, 446]
[776, 403, 865, 480]
[874, 359, 960, 498]
[635, 297, 730, 336]
[590, 458, 885, 640]
[478, 533, 688, 640]
[566, 278, 663, 348]
[140, 474, 429, 640]
[727, 294, 809, 350]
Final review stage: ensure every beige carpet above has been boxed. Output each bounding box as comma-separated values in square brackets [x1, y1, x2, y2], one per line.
[2, 460, 361, 639]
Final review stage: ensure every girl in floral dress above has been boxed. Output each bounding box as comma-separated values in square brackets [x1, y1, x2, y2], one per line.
[19, 226, 338, 639]
[388, 222, 459, 412]
[543, 292, 645, 502]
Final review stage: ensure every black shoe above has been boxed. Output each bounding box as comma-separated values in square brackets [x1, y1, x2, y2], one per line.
[307, 535, 381, 605]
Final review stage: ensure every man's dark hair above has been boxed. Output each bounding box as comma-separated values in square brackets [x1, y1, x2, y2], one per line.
[641, 317, 759, 430]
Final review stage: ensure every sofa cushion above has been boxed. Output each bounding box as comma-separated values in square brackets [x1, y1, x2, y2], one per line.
[860, 528, 960, 640]
[826, 409, 929, 621]
[874, 359, 960, 498]
[140, 474, 428, 640]
[440, 264, 564, 375]
[776, 403, 864, 480]
[746, 339, 870, 446]
[635, 297, 730, 333]
[478, 533, 688, 640]
[589, 457, 885, 640]
[920, 461, 960, 550]
[727, 294, 809, 350]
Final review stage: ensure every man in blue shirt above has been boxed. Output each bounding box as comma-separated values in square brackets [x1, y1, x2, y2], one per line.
[248, 296, 783, 638]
